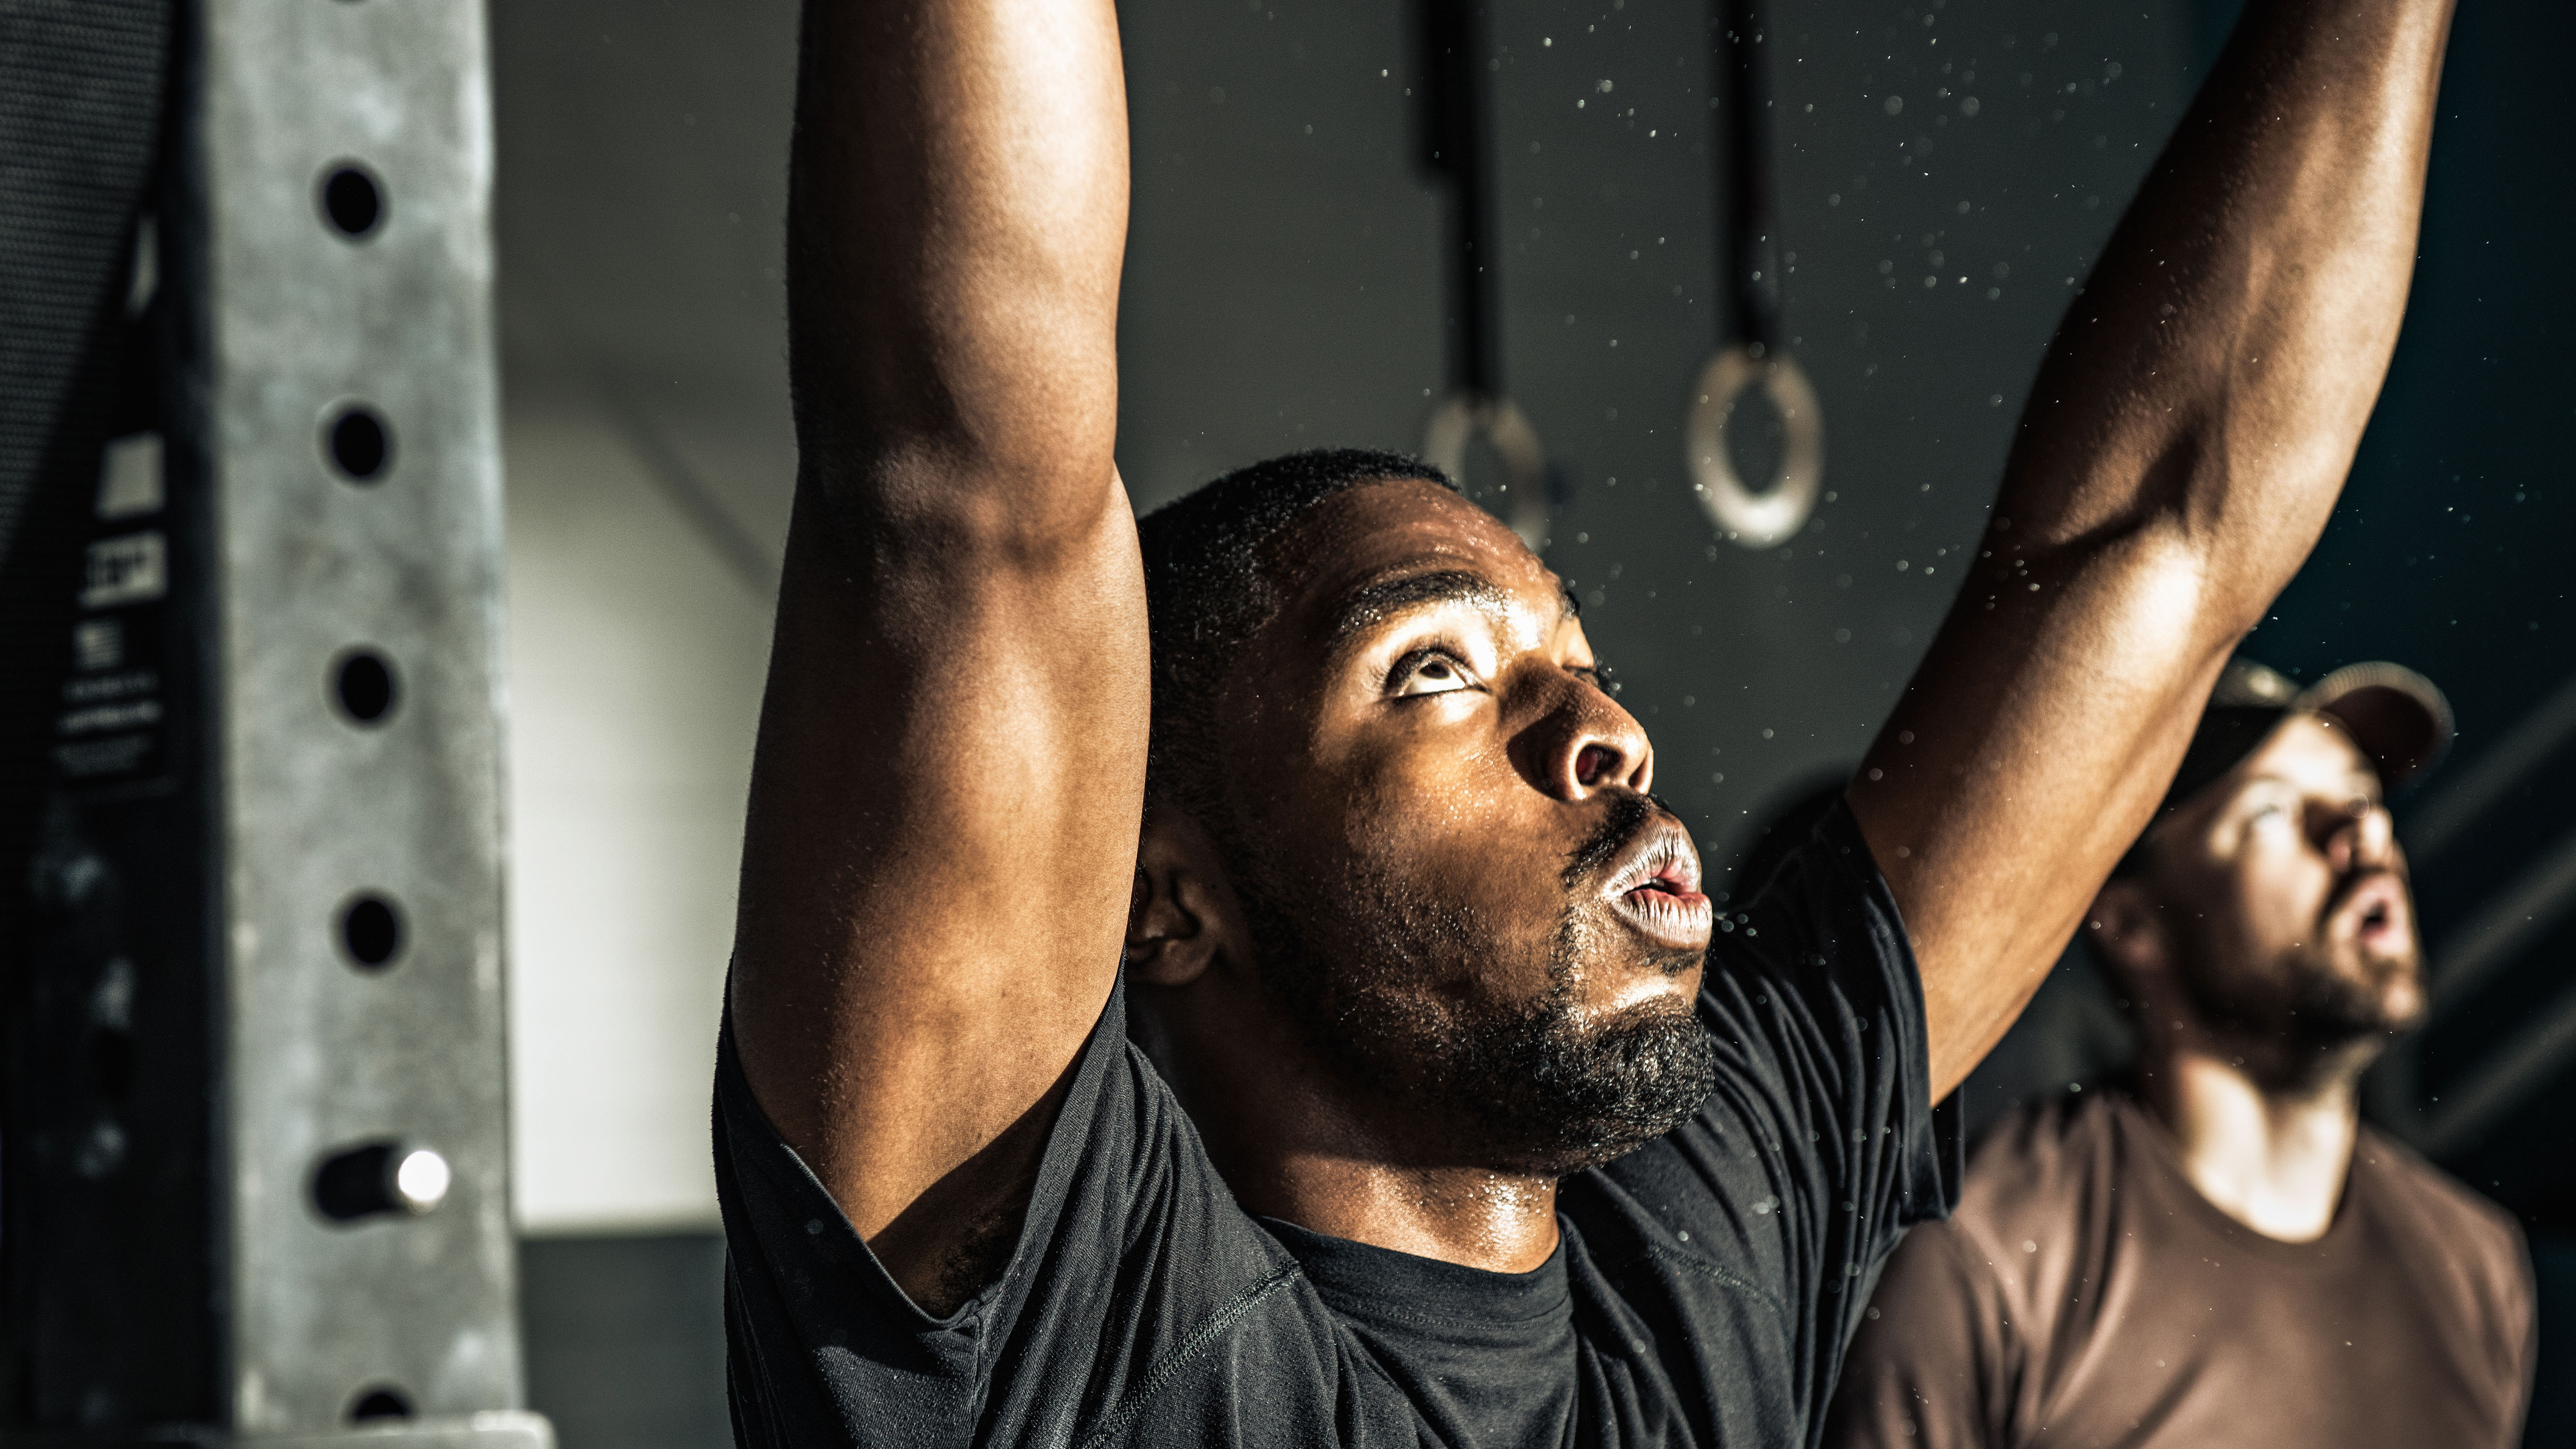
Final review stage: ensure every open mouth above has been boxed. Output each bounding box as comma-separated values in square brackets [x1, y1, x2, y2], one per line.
[1603, 820, 1714, 951]
[2337, 873, 2409, 951]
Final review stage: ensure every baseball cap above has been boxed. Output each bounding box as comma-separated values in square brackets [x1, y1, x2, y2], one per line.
[2115, 657, 2452, 874]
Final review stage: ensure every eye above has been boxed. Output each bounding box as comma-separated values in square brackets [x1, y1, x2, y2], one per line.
[1569, 661, 1616, 693]
[1390, 649, 1474, 697]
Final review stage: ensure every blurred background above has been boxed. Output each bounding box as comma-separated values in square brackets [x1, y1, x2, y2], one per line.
[489, 0, 2575, 1443]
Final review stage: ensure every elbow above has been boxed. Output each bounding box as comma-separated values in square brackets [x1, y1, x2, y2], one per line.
[2089, 432, 2330, 646]
[788, 330, 1125, 568]
[2093, 510, 2273, 658]
[797, 435, 1130, 575]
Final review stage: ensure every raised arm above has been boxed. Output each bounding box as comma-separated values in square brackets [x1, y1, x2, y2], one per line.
[728, 0, 1145, 1308]
[1850, 0, 2457, 1096]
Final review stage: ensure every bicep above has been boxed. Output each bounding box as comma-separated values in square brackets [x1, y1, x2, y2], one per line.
[1849, 519, 2236, 1096]
[729, 468, 1149, 1251]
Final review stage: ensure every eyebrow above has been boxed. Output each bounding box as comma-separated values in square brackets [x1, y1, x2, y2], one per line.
[2238, 770, 2383, 804]
[1323, 568, 1579, 648]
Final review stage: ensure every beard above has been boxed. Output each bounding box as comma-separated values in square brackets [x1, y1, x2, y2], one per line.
[1231, 798, 1717, 1177]
[2169, 868, 2423, 1088]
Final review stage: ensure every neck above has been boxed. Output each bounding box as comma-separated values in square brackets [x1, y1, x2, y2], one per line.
[1243, 1146, 1562, 1273]
[1144, 976, 1563, 1274]
[2140, 1041, 2361, 1242]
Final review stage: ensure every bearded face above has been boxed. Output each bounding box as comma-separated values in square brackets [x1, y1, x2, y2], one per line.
[1174, 481, 1719, 1178]
[1229, 790, 1717, 1177]
[2127, 714, 2423, 1086]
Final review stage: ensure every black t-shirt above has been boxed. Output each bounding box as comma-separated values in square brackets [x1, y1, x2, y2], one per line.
[714, 802, 1956, 1448]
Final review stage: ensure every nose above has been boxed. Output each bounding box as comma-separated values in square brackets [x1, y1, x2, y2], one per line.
[1540, 676, 1653, 800]
[2320, 799, 2395, 876]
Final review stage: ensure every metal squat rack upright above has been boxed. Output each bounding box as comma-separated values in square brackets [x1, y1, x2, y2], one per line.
[2, 1, 546, 1444]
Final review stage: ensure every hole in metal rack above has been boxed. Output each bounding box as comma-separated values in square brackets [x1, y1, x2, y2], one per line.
[333, 650, 398, 725]
[89, 1027, 137, 1103]
[87, 956, 140, 1104]
[325, 405, 392, 482]
[314, 1143, 401, 1220]
[347, 1386, 414, 1422]
[319, 162, 384, 239]
[313, 1142, 451, 1222]
[339, 893, 404, 970]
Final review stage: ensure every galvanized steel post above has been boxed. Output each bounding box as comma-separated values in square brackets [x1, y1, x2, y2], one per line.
[5, 1, 547, 1443]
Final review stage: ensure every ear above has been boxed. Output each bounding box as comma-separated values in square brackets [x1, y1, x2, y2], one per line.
[1126, 805, 1239, 989]
[2084, 878, 2168, 991]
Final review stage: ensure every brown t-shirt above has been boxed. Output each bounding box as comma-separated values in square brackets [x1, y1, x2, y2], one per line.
[1822, 1091, 2534, 1449]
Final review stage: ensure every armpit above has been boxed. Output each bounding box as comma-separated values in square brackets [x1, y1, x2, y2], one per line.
[911, 1179, 1035, 1318]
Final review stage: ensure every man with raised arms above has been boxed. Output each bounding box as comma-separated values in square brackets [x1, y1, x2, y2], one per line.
[1822, 661, 2534, 1448]
[717, 1, 2459, 1443]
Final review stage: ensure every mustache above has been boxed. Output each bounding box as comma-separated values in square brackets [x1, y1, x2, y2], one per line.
[2321, 866, 2406, 927]
[1561, 793, 1671, 890]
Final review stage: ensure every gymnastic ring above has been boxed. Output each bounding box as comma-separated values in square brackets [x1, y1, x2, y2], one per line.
[1688, 343, 1824, 548]
[1422, 392, 1552, 553]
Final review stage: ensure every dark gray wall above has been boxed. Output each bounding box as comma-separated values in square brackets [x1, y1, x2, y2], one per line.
[494, 0, 2201, 872]
[520, 1234, 729, 1449]
[493, 0, 797, 425]
[1119, 0, 2191, 872]
[2254, 0, 2576, 745]
[490, 2, 2576, 1443]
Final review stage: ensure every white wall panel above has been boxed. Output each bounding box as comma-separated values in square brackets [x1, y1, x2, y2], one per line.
[501, 404, 784, 1231]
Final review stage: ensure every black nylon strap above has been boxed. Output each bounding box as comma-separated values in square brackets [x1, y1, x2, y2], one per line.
[1, 10, 185, 1422]
[0, 0, 172, 952]
[0, 0, 172, 570]
[1416, 0, 1502, 399]
[1713, 0, 1781, 350]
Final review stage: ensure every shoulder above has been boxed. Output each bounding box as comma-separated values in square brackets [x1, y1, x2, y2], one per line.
[2350, 1126, 2534, 1313]
[1948, 1091, 2123, 1236]
[1917, 1093, 2129, 1319]
[2350, 1127, 2522, 1254]
[1716, 799, 1916, 1008]
[1869, 1094, 2120, 1292]
[1731, 798, 1888, 921]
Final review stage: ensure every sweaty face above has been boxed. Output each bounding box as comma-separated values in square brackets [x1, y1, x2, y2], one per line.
[1212, 480, 1716, 1174]
[2144, 714, 2423, 1077]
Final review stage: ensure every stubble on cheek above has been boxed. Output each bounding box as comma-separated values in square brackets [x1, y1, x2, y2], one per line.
[1345, 805, 1569, 1015]
[2333, 934, 2425, 1032]
[1235, 773, 1713, 1169]
[1237, 821, 1545, 1099]
[2313, 874, 2426, 1032]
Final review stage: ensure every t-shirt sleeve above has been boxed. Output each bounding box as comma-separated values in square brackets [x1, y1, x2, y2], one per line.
[1587, 797, 1960, 1421]
[711, 972, 1301, 1449]
[1716, 798, 1954, 1237]
[1819, 1221, 2006, 1449]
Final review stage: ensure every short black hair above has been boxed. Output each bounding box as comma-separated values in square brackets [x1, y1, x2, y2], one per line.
[1138, 448, 1456, 820]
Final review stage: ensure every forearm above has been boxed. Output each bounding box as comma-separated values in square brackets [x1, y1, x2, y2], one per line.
[787, 0, 1128, 541]
[1856, 0, 2455, 1094]
[1998, 0, 2454, 618]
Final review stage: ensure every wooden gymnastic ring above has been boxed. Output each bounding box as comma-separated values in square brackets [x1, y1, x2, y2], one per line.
[1688, 344, 1823, 548]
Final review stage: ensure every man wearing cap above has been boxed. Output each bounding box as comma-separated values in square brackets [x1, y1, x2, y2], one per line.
[1821, 660, 2536, 1449]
